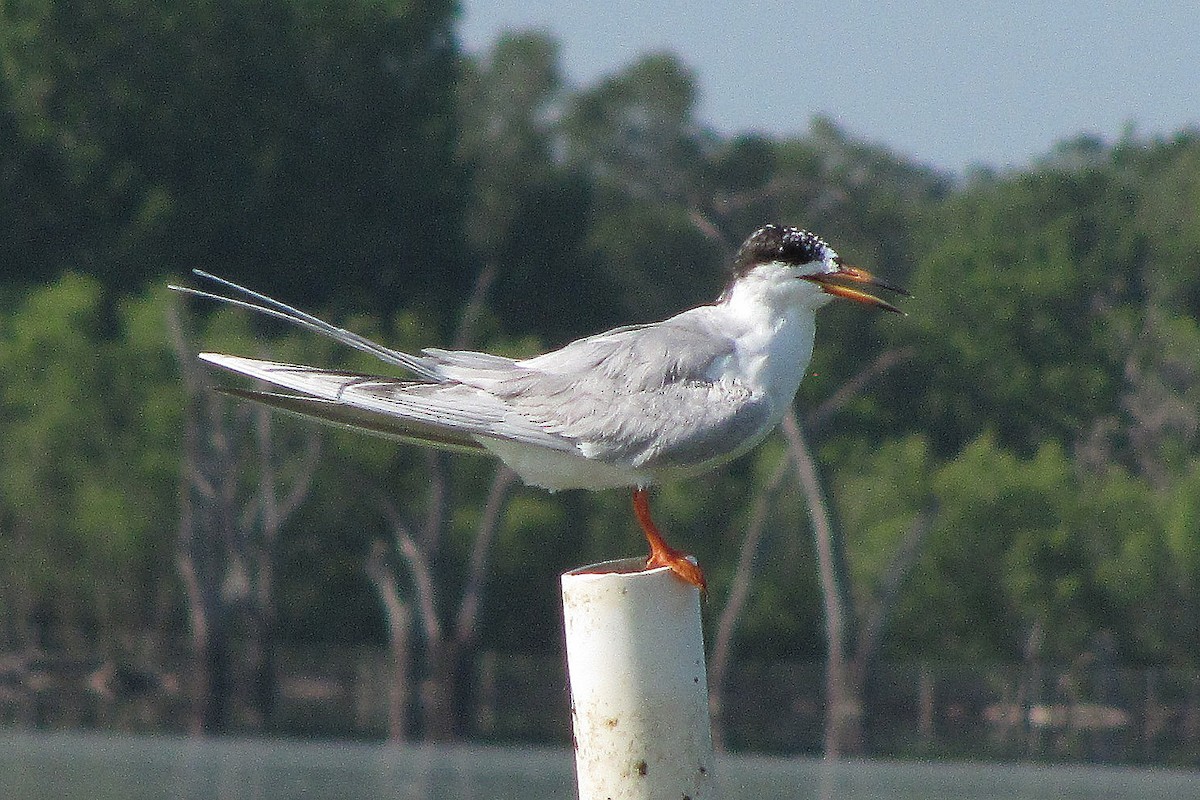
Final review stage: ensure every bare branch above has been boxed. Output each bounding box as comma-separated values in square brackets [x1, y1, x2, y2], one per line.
[711, 453, 791, 679]
[380, 495, 443, 643]
[421, 451, 449, 552]
[782, 410, 850, 653]
[277, 434, 322, 522]
[364, 541, 409, 634]
[164, 302, 207, 397]
[167, 303, 215, 500]
[168, 302, 214, 622]
[709, 450, 792, 749]
[454, 467, 518, 642]
[687, 209, 734, 254]
[363, 540, 414, 741]
[453, 258, 500, 350]
[783, 409, 863, 756]
[255, 405, 280, 540]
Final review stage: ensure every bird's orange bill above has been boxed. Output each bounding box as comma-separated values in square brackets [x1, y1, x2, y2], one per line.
[803, 265, 909, 314]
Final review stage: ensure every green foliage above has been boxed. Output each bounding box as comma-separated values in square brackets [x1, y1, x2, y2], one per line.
[886, 432, 1199, 666]
[0, 0, 466, 324]
[905, 171, 1125, 454]
[0, 276, 179, 635]
[457, 32, 605, 342]
[562, 52, 706, 203]
[833, 435, 932, 603]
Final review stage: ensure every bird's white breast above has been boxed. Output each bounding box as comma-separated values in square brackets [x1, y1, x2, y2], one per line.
[710, 275, 821, 424]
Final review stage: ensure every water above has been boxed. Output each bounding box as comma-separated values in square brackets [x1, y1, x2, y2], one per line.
[1, 730, 1195, 799]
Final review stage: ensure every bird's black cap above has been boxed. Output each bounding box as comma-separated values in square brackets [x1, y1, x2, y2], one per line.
[733, 225, 831, 276]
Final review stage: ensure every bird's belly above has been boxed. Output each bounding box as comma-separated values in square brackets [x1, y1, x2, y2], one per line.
[478, 438, 651, 491]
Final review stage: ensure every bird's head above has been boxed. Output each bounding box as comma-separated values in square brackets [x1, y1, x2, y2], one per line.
[730, 224, 908, 313]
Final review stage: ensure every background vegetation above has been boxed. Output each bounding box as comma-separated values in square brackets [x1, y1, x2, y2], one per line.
[1, 0, 1198, 763]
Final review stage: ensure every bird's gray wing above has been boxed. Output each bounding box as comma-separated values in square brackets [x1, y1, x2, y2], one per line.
[488, 314, 776, 470]
[198, 353, 578, 453]
[217, 387, 488, 454]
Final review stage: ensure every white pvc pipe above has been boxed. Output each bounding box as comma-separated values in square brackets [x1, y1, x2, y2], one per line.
[561, 557, 716, 800]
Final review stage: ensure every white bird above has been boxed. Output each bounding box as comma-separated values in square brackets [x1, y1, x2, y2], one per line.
[173, 224, 907, 592]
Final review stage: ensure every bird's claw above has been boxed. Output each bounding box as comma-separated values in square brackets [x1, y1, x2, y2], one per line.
[646, 550, 707, 596]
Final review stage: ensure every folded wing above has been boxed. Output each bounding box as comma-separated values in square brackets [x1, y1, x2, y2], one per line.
[486, 312, 776, 471]
[198, 353, 577, 454]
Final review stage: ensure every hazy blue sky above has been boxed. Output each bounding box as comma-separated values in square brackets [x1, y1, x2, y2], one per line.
[459, 0, 1199, 174]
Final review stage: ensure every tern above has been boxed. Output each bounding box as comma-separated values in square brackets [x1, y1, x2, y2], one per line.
[173, 224, 907, 592]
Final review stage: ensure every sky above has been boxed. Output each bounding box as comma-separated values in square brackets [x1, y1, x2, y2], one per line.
[458, 0, 1199, 175]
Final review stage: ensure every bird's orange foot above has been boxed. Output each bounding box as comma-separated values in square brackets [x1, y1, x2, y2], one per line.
[632, 486, 707, 595]
[645, 547, 707, 595]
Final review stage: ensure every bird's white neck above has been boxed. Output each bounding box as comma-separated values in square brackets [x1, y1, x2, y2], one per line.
[716, 267, 827, 411]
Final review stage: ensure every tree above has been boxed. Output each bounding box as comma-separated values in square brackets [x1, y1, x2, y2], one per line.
[903, 164, 1150, 456]
[168, 304, 321, 732]
[456, 32, 602, 343]
[366, 461, 516, 741]
[0, 278, 187, 696]
[560, 53, 726, 324]
[0, 0, 466, 323]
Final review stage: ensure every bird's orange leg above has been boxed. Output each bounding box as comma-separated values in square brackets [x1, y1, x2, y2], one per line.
[632, 487, 706, 593]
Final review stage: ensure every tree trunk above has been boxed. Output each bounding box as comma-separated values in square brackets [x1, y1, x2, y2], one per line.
[782, 411, 864, 757]
[385, 610, 414, 741]
[170, 304, 319, 736]
[824, 660, 865, 757]
[422, 635, 466, 742]
[202, 613, 234, 732]
[365, 541, 415, 741]
[176, 551, 210, 735]
[709, 452, 791, 751]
